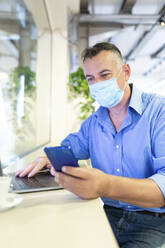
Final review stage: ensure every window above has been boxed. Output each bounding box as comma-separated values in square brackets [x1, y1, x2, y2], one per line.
[0, 0, 51, 166]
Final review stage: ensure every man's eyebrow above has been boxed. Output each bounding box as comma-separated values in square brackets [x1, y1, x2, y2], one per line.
[85, 74, 94, 78]
[85, 69, 112, 78]
[99, 69, 112, 74]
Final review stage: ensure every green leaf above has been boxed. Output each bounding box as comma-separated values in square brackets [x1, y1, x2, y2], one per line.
[68, 67, 95, 120]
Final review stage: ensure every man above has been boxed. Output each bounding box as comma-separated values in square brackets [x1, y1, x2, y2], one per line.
[16, 42, 165, 247]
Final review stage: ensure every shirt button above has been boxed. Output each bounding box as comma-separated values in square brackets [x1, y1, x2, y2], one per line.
[116, 168, 120, 172]
[116, 145, 119, 149]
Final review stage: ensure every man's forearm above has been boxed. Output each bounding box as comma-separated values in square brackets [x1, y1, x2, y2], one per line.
[102, 174, 165, 208]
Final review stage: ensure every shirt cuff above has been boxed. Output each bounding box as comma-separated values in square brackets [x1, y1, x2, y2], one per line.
[149, 173, 165, 197]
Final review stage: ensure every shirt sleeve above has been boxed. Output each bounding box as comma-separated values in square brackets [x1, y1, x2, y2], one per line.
[149, 105, 165, 197]
[61, 117, 91, 160]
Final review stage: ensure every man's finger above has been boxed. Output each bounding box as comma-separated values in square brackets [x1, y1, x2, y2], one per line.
[55, 171, 82, 189]
[16, 156, 49, 178]
[50, 166, 56, 176]
[18, 162, 38, 177]
[15, 169, 24, 177]
[61, 166, 90, 179]
[28, 161, 47, 177]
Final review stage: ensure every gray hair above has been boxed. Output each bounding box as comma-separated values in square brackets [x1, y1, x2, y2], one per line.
[81, 42, 123, 63]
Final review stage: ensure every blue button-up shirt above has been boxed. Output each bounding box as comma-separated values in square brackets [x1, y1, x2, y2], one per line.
[61, 84, 165, 213]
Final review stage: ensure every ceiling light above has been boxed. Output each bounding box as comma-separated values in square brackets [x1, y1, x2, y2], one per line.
[160, 21, 165, 26]
[159, 13, 165, 26]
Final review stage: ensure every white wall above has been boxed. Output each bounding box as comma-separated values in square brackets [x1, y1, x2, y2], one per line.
[45, 0, 70, 145]
[45, 0, 82, 145]
[25, 0, 81, 147]
[36, 31, 51, 145]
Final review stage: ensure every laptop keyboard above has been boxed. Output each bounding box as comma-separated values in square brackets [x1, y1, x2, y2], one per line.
[10, 170, 60, 191]
[12, 176, 42, 189]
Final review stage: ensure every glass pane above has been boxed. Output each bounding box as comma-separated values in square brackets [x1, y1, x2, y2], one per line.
[0, 0, 51, 166]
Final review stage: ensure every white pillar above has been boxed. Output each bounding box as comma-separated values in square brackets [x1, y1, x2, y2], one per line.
[45, 0, 69, 145]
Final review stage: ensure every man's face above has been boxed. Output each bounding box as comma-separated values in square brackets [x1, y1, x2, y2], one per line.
[83, 50, 130, 90]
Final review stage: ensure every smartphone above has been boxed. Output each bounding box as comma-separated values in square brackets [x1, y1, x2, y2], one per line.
[44, 146, 79, 172]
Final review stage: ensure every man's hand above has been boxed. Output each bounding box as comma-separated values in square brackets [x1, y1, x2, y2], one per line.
[15, 156, 56, 178]
[54, 166, 108, 200]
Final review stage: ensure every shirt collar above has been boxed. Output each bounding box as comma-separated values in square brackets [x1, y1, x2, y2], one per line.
[129, 84, 143, 115]
[94, 106, 110, 125]
[94, 84, 144, 122]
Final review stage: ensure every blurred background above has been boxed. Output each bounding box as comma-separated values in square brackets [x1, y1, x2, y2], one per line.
[69, 0, 165, 93]
[0, 0, 165, 167]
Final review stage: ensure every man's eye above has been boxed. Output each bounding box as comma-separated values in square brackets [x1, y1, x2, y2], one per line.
[102, 74, 110, 78]
[87, 78, 93, 82]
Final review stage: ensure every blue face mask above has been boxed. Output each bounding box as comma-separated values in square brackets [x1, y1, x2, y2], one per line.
[89, 77, 124, 108]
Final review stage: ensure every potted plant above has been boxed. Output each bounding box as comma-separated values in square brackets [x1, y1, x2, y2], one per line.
[7, 66, 36, 145]
[68, 67, 95, 120]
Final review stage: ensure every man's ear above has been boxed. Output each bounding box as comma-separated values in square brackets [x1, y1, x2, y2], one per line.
[123, 64, 131, 81]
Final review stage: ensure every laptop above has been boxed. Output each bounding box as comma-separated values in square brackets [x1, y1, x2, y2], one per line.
[0, 161, 62, 193]
[10, 169, 63, 193]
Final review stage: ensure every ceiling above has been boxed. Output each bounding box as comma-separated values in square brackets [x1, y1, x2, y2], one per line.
[75, 0, 165, 94]
[0, 0, 165, 94]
